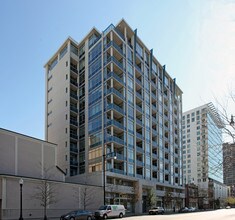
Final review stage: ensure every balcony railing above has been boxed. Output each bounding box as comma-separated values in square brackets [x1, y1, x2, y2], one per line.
[107, 119, 124, 130]
[136, 132, 143, 139]
[106, 103, 124, 115]
[70, 119, 78, 127]
[106, 71, 125, 86]
[70, 66, 78, 74]
[70, 79, 78, 87]
[70, 93, 78, 101]
[70, 105, 78, 113]
[136, 105, 143, 113]
[70, 133, 78, 140]
[106, 135, 124, 145]
[107, 88, 124, 99]
[136, 118, 142, 126]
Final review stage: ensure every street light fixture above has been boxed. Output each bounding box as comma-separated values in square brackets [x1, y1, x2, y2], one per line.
[19, 178, 24, 220]
[230, 115, 234, 126]
[103, 152, 117, 205]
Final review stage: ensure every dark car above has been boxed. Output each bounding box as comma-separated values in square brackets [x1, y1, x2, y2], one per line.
[60, 210, 95, 220]
[178, 207, 189, 213]
[148, 207, 165, 214]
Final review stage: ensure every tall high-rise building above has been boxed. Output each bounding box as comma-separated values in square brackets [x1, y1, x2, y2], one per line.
[223, 143, 235, 197]
[182, 103, 227, 208]
[44, 19, 184, 211]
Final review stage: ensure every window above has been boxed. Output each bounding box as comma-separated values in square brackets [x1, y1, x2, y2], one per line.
[60, 46, 68, 59]
[136, 42, 143, 57]
[89, 42, 101, 64]
[50, 57, 58, 70]
[70, 43, 78, 55]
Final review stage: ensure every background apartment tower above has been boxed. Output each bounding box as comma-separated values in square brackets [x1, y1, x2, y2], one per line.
[182, 103, 227, 208]
[223, 143, 235, 197]
[44, 19, 184, 212]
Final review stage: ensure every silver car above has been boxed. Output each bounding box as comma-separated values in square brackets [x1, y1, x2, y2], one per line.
[148, 207, 165, 215]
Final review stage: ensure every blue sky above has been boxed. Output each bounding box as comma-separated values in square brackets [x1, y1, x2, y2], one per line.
[0, 0, 234, 139]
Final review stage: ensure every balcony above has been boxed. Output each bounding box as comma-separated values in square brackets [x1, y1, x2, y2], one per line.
[106, 103, 124, 115]
[107, 119, 124, 130]
[70, 65, 78, 74]
[136, 118, 142, 126]
[70, 78, 78, 88]
[70, 105, 78, 114]
[136, 160, 144, 167]
[136, 132, 143, 140]
[106, 135, 124, 146]
[136, 146, 144, 153]
[135, 64, 142, 74]
[106, 71, 125, 86]
[70, 146, 78, 153]
[105, 56, 124, 71]
[70, 133, 78, 140]
[136, 91, 143, 100]
[136, 105, 143, 113]
[152, 141, 157, 147]
[70, 93, 78, 101]
[70, 160, 78, 166]
[70, 119, 78, 127]
[107, 88, 124, 100]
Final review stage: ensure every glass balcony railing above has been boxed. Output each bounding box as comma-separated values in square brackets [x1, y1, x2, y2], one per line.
[70, 133, 78, 140]
[136, 91, 143, 100]
[151, 92, 157, 100]
[152, 105, 157, 112]
[136, 174, 143, 179]
[152, 129, 157, 136]
[107, 88, 124, 99]
[135, 64, 142, 73]
[70, 119, 78, 127]
[70, 105, 78, 113]
[115, 153, 126, 160]
[70, 93, 78, 101]
[107, 119, 124, 130]
[106, 72, 125, 85]
[136, 146, 144, 153]
[136, 160, 144, 166]
[106, 135, 124, 145]
[135, 78, 142, 86]
[136, 132, 143, 139]
[70, 147, 78, 153]
[70, 160, 78, 166]
[70, 66, 78, 74]
[70, 79, 78, 87]
[136, 105, 143, 113]
[106, 103, 124, 115]
[152, 141, 157, 147]
[105, 56, 124, 70]
[136, 118, 142, 126]
[110, 168, 126, 175]
[103, 24, 125, 41]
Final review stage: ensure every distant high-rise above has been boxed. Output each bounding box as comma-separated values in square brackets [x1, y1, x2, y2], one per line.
[44, 19, 184, 212]
[223, 143, 235, 197]
[182, 103, 227, 208]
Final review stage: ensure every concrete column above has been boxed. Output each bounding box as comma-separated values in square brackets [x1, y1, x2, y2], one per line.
[134, 181, 143, 214]
[2, 178, 7, 209]
[15, 136, 18, 175]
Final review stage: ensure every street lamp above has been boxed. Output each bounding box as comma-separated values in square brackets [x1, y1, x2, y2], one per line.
[19, 178, 24, 220]
[103, 152, 117, 205]
[230, 115, 234, 126]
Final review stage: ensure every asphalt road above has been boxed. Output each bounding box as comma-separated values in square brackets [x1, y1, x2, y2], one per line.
[123, 209, 235, 220]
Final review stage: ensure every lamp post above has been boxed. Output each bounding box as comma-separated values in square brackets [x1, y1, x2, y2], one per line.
[103, 152, 117, 205]
[230, 115, 234, 126]
[19, 178, 24, 220]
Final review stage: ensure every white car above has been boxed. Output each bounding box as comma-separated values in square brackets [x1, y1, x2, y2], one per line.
[94, 205, 125, 219]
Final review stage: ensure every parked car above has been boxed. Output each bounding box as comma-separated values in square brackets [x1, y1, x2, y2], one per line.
[178, 207, 189, 213]
[188, 207, 197, 212]
[94, 205, 125, 219]
[60, 210, 95, 220]
[148, 207, 165, 215]
[226, 206, 231, 209]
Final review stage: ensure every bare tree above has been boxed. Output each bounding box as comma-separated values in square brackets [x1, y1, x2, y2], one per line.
[73, 176, 95, 210]
[163, 188, 173, 210]
[32, 165, 58, 220]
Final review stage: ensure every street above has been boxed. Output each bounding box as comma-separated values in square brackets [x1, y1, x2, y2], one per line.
[123, 209, 235, 220]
